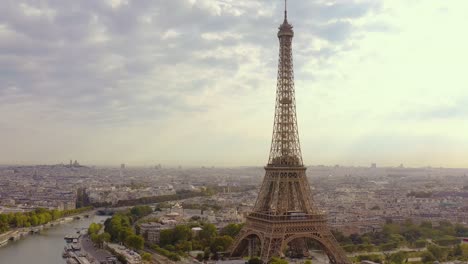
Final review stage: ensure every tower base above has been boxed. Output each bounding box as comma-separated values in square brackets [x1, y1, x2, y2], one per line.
[230, 213, 351, 264]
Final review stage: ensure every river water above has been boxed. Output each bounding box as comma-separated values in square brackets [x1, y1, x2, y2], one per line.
[0, 214, 109, 264]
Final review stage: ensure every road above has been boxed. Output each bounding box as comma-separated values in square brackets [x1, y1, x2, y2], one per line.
[80, 234, 113, 263]
[347, 246, 426, 257]
[145, 247, 179, 264]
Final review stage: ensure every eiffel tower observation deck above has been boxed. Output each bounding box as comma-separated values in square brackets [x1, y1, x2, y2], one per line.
[230, 1, 351, 263]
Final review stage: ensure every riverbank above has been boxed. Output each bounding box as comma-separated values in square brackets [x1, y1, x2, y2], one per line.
[63, 233, 111, 264]
[79, 234, 114, 263]
[0, 210, 94, 248]
[0, 214, 109, 264]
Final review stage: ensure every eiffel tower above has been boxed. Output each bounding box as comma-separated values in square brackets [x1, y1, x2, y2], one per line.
[230, 2, 351, 263]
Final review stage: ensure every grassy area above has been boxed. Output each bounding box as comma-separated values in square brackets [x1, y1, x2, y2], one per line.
[336, 219, 468, 263]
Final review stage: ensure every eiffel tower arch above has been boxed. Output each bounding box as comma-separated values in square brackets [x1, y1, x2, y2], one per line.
[230, 2, 351, 263]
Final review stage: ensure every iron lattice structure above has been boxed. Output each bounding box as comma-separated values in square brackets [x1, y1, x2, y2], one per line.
[230, 3, 351, 264]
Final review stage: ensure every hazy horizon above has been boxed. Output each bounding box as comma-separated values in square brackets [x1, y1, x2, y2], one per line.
[1, 0, 468, 167]
[3, 161, 468, 170]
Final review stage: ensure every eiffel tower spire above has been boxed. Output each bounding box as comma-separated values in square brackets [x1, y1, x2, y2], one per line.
[284, 0, 288, 21]
[230, 2, 351, 263]
[269, 0, 302, 167]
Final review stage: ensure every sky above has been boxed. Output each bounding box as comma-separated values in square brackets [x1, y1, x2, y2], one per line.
[1, 0, 468, 167]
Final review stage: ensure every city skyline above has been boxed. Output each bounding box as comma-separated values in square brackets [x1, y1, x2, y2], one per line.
[1, 0, 468, 167]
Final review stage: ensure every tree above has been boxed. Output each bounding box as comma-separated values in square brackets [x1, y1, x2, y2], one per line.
[90, 233, 99, 245]
[99, 232, 111, 243]
[210, 236, 233, 253]
[221, 223, 243, 238]
[349, 233, 363, 244]
[0, 217, 9, 233]
[130, 206, 153, 218]
[460, 244, 468, 258]
[164, 244, 176, 251]
[453, 244, 463, 258]
[389, 251, 407, 264]
[51, 210, 61, 220]
[428, 245, 447, 261]
[270, 257, 288, 264]
[119, 227, 134, 243]
[248, 257, 263, 264]
[414, 239, 427, 248]
[203, 247, 211, 260]
[389, 234, 406, 247]
[422, 251, 436, 263]
[190, 215, 201, 221]
[342, 244, 356, 253]
[401, 226, 421, 243]
[159, 225, 192, 247]
[30, 215, 39, 226]
[192, 240, 203, 251]
[357, 254, 382, 263]
[159, 229, 174, 246]
[142, 252, 152, 261]
[88, 223, 102, 235]
[434, 235, 460, 246]
[383, 223, 401, 235]
[105, 214, 132, 242]
[357, 243, 375, 252]
[196, 253, 204, 262]
[379, 242, 398, 252]
[126, 234, 144, 250]
[91, 232, 110, 249]
[455, 224, 468, 237]
[332, 230, 348, 243]
[439, 221, 456, 236]
[173, 225, 192, 243]
[176, 240, 193, 252]
[420, 221, 433, 229]
[199, 223, 217, 243]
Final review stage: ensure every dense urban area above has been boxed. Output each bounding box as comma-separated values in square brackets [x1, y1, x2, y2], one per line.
[2, 163, 468, 264]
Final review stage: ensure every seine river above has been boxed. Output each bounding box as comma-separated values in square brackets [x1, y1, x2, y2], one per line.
[0, 214, 109, 264]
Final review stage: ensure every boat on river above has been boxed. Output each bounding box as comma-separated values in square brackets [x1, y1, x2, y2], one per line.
[64, 234, 80, 243]
[62, 243, 81, 258]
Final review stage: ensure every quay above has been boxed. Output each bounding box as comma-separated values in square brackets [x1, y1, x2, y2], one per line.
[0, 230, 25, 247]
[0, 213, 109, 264]
[64, 234, 119, 264]
[63, 233, 96, 264]
[66, 252, 92, 264]
[0, 212, 91, 248]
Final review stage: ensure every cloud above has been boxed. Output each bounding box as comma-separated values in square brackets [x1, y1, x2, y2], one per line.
[408, 98, 468, 120]
[1, 0, 379, 116]
[0, 0, 389, 165]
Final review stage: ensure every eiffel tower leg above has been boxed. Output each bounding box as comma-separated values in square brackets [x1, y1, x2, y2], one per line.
[321, 230, 350, 264]
[230, 228, 264, 259]
[260, 236, 284, 262]
[282, 231, 351, 264]
[288, 238, 308, 257]
[248, 238, 261, 258]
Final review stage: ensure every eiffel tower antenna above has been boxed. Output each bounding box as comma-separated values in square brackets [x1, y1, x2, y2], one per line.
[285, 0, 287, 20]
[229, 1, 351, 263]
